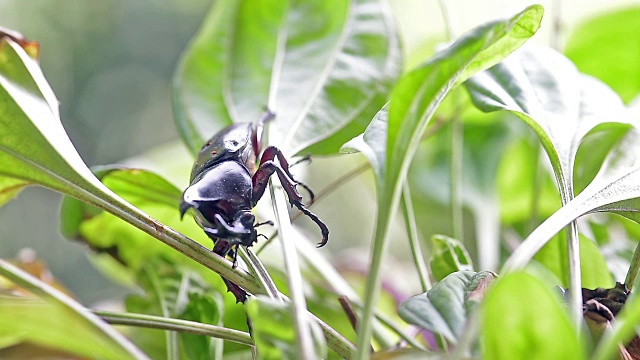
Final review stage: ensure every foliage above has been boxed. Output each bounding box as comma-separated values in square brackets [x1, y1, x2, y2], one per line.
[2, 1, 640, 359]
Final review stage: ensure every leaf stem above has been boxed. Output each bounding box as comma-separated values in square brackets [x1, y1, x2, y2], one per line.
[401, 183, 432, 292]
[450, 97, 464, 242]
[550, 0, 563, 50]
[94, 310, 254, 346]
[436, 0, 456, 39]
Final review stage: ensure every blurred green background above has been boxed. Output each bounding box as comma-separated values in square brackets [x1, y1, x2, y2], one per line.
[0, 0, 637, 304]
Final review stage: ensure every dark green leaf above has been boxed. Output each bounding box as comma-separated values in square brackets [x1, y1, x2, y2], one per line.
[398, 270, 496, 343]
[429, 235, 473, 282]
[482, 272, 584, 359]
[173, 0, 401, 155]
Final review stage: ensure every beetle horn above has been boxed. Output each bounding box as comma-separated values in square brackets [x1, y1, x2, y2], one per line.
[179, 200, 194, 219]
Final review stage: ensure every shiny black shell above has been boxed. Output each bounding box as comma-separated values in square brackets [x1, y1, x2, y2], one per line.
[190, 123, 257, 181]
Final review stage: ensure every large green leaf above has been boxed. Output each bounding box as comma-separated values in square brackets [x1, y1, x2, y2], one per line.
[172, 0, 401, 155]
[565, 7, 640, 104]
[0, 259, 147, 360]
[482, 272, 584, 359]
[246, 295, 327, 360]
[0, 36, 260, 293]
[341, 6, 543, 356]
[398, 271, 496, 343]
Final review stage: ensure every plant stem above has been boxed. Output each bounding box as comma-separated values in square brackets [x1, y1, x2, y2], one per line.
[94, 310, 254, 346]
[550, 0, 563, 50]
[526, 142, 543, 233]
[450, 96, 464, 241]
[293, 235, 422, 349]
[566, 221, 582, 327]
[238, 248, 280, 299]
[145, 266, 178, 360]
[270, 181, 315, 360]
[401, 183, 432, 292]
[436, 0, 456, 39]
[625, 242, 640, 290]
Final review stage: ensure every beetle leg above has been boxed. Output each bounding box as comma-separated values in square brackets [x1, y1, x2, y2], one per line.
[252, 160, 329, 247]
[290, 154, 311, 168]
[254, 220, 274, 228]
[260, 146, 315, 204]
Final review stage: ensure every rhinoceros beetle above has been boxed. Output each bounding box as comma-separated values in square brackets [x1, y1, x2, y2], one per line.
[180, 110, 329, 302]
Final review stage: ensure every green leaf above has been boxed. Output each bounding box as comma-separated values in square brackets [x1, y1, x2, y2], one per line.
[496, 136, 560, 225]
[413, 115, 512, 270]
[429, 235, 473, 282]
[0, 36, 260, 295]
[60, 167, 213, 272]
[0, 177, 28, 208]
[172, 0, 401, 155]
[341, 6, 543, 355]
[398, 270, 496, 343]
[371, 348, 442, 359]
[125, 260, 224, 360]
[0, 259, 147, 360]
[465, 45, 631, 202]
[482, 272, 584, 359]
[533, 233, 614, 289]
[179, 292, 225, 360]
[503, 128, 640, 272]
[565, 7, 640, 103]
[246, 295, 327, 360]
